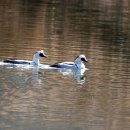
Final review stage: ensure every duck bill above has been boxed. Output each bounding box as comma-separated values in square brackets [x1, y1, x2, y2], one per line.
[85, 59, 88, 62]
[83, 58, 88, 62]
[40, 53, 47, 58]
[44, 55, 47, 58]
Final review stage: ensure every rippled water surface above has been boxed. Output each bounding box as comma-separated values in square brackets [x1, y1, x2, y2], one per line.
[0, 1, 130, 130]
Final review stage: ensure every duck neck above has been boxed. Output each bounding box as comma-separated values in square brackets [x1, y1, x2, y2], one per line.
[74, 59, 82, 68]
[32, 54, 39, 65]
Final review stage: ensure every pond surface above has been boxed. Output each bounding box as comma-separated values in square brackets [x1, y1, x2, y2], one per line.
[0, 1, 130, 130]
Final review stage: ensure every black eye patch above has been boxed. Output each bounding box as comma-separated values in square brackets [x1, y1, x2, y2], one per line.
[81, 58, 87, 62]
[39, 53, 44, 57]
[81, 58, 86, 62]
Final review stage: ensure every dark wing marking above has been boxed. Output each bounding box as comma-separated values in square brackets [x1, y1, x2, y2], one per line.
[50, 62, 62, 68]
[74, 56, 79, 61]
[50, 62, 75, 68]
[3, 60, 30, 64]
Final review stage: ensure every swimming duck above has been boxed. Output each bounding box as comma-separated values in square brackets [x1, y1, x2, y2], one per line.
[3, 50, 47, 65]
[50, 54, 88, 69]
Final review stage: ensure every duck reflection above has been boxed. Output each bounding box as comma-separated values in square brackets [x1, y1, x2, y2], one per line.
[0, 62, 87, 85]
[31, 65, 87, 85]
[31, 64, 88, 85]
[56, 68, 87, 85]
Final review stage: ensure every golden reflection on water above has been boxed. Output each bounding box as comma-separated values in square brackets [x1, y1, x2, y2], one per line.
[0, 0, 130, 130]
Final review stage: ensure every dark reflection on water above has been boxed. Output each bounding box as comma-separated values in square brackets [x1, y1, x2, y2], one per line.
[0, 0, 130, 130]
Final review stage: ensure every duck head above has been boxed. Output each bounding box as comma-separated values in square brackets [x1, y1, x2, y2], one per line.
[74, 55, 88, 69]
[75, 55, 88, 63]
[38, 50, 47, 58]
[32, 50, 47, 65]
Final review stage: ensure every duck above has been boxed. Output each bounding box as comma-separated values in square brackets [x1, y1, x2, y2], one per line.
[50, 54, 88, 69]
[3, 50, 47, 65]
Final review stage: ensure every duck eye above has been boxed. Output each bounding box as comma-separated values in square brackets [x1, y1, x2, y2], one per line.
[81, 58, 85, 61]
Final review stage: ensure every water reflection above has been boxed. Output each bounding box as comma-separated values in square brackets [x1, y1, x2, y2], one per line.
[29, 67, 87, 87]
[0, 61, 87, 86]
[0, 0, 129, 59]
[56, 68, 87, 85]
[0, 0, 130, 130]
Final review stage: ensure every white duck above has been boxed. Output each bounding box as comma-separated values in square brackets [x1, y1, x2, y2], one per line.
[50, 54, 88, 69]
[3, 50, 47, 65]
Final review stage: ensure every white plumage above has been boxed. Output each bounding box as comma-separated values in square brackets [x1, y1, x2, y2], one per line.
[3, 50, 47, 65]
[50, 55, 88, 69]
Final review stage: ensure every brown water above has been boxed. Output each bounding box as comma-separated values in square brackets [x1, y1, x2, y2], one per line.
[0, 1, 130, 130]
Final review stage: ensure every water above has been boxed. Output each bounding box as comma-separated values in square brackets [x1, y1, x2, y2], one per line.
[0, 1, 130, 130]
